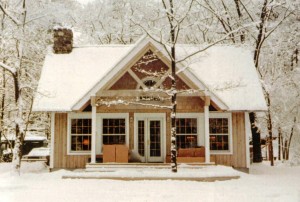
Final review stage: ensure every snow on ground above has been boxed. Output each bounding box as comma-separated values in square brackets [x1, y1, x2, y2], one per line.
[0, 162, 299, 202]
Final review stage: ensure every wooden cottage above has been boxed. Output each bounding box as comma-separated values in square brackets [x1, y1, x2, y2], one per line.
[33, 28, 267, 172]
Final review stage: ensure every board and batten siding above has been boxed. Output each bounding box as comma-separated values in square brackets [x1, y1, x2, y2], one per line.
[53, 112, 248, 169]
[212, 112, 247, 169]
[53, 113, 89, 169]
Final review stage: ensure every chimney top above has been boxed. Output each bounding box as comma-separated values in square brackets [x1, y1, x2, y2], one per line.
[53, 26, 73, 54]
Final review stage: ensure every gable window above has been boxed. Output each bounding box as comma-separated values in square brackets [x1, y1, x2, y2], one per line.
[138, 78, 160, 101]
[102, 118, 126, 145]
[176, 118, 198, 149]
[70, 118, 92, 151]
[209, 113, 231, 152]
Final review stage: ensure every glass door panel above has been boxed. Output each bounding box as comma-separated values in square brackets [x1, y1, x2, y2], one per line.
[149, 120, 161, 157]
[138, 120, 145, 157]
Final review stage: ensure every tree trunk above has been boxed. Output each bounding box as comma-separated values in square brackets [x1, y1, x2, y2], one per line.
[251, 0, 270, 163]
[254, 0, 269, 68]
[286, 117, 296, 160]
[0, 69, 5, 160]
[266, 95, 274, 166]
[284, 140, 288, 160]
[233, 0, 245, 43]
[11, 0, 27, 173]
[169, 0, 177, 173]
[278, 127, 281, 161]
[249, 112, 262, 162]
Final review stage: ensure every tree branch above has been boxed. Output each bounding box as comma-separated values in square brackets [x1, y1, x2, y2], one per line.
[0, 3, 21, 25]
[176, 24, 252, 63]
[0, 62, 16, 76]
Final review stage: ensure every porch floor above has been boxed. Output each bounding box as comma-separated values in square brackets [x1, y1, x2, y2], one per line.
[61, 163, 241, 182]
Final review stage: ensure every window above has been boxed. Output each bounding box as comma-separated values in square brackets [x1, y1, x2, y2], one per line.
[176, 118, 197, 148]
[138, 78, 160, 101]
[102, 118, 126, 145]
[209, 117, 229, 151]
[70, 119, 92, 151]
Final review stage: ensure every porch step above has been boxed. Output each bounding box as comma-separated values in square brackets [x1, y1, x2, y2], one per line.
[63, 163, 240, 182]
[62, 175, 239, 182]
[85, 162, 216, 172]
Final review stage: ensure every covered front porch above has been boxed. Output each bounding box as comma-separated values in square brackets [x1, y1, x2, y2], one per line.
[87, 94, 214, 165]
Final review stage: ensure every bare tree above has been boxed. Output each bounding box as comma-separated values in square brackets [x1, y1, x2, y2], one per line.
[0, 0, 57, 172]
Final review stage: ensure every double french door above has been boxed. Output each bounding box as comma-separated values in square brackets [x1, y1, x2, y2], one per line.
[135, 115, 164, 162]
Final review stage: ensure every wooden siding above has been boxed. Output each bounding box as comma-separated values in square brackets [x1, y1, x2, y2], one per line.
[109, 72, 138, 90]
[131, 50, 169, 80]
[54, 113, 89, 169]
[177, 97, 204, 112]
[53, 112, 247, 169]
[213, 112, 247, 169]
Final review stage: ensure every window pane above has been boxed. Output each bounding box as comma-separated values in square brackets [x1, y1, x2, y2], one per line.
[209, 135, 229, 151]
[209, 118, 228, 134]
[103, 135, 125, 145]
[176, 118, 197, 135]
[138, 121, 145, 156]
[70, 118, 92, 151]
[71, 119, 92, 134]
[103, 119, 126, 134]
[176, 135, 197, 149]
[82, 136, 91, 150]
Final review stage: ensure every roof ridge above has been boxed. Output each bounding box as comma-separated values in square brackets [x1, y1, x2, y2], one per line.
[73, 44, 134, 48]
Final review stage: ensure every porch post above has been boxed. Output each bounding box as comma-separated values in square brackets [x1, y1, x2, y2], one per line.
[91, 96, 97, 164]
[204, 96, 210, 163]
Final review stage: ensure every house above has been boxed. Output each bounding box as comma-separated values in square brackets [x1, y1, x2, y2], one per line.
[32, 27, 267, 172]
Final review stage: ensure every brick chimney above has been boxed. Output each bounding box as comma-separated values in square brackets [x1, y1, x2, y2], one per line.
[53, 26, 73, 54]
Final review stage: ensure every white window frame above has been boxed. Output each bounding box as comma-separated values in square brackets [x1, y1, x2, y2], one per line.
[67, 112, 92, 155]
[175, 113, 201, 148]
[99, 113, 129, 148]
[209, 112, 233, 155]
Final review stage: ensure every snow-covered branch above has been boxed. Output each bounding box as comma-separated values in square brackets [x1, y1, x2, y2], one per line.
[176, 23, 254, 63]
[0, 3, 22, 25]
[0, 62, 17, 76]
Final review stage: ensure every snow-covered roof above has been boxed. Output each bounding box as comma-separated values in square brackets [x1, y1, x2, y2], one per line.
[33, 45, 134, 111]
[33, 37, 267, 112]
[1, 132, 47, 141]
[178, 45, 267, 111]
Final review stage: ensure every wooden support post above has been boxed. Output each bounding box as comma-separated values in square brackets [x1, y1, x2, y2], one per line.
[204, 96, 210, 163]
[91, 99, 97, 164]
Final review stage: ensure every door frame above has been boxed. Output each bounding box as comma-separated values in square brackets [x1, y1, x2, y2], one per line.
[134, 113, 166, 163]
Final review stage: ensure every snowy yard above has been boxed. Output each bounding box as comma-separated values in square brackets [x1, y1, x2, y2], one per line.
[0, 162, 299, 202]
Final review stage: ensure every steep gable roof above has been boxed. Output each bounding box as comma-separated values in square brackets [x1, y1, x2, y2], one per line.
[33, 45, 134, 111]
[177, 45, 267, 111]
[33, 37, 267, 112]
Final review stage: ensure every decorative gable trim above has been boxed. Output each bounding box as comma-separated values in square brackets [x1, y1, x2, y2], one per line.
[72, 36, 228, 111]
